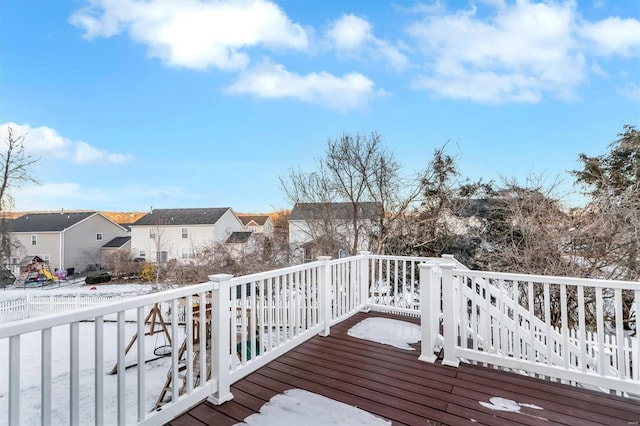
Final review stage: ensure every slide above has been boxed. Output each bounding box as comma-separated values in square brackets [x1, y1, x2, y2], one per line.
[39, 268, 54, 281]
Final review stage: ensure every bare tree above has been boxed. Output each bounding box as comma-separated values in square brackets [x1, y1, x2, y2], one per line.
[0, 125, 38, 267]
[281, 132, 425, 256]
[145, 215, 171, 288]
[473, 175, 574, 276]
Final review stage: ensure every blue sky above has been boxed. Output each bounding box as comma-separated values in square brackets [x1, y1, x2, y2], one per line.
[1, 0, 638, 214]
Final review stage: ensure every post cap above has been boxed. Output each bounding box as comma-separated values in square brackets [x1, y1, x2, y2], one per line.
[209, 273, 234, 282]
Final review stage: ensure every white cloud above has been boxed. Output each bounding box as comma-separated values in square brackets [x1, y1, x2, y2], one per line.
[328, 14, 372, 51]
[407, 1, 586, 103]
[0, 122, 133, 165]
[224, 61, 383, 112]
[72, 141, 132, 165]
[579, 16, 640, 58]
[618, 81, 640, 102]
[327, 14, 408, 70]
[69, 0, 310, 71]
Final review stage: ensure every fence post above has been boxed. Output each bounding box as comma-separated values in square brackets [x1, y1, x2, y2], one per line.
[357, 251, 371, 312]
[419, 261, 439, 363]
[208, 274, 234, 405]
[440, 262, 460, 367]
[318, 256, 332, 337]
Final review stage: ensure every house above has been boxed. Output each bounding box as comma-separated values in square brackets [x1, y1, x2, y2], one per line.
[100, 236, 132, 261]
[288, 202, 382, 262]
[237, 214, 274, 236]
[9, 211, 128, 274]
[225, 231, 257, 259]
[129, 207, 244, 263]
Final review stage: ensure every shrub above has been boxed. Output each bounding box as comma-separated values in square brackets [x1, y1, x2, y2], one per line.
[85, 272, 111, 285]
[139, 263, 157, 282]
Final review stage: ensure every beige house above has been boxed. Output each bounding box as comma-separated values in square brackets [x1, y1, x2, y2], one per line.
[9, 211, 127, 273]
[237, 214, 274, 236]
[129, 207, 244, 263]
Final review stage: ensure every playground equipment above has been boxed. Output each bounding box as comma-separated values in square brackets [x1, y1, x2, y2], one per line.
[108, 303, 172, 375]
[17, 255, 57, 286]
[153, 299, 255, 410]
[154, 298, 213, 410]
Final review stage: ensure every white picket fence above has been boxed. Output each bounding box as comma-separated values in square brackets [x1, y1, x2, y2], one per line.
[0, 295, 126, 323]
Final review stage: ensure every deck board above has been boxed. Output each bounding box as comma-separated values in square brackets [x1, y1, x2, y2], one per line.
[167, 311, 640, 426]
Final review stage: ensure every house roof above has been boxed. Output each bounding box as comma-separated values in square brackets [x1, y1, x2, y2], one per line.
[238, 214, 270, 226]
[10, 211, 98, 232]
[102, 236, 131, 249]
[131, 208, 232, 226]
[289, 202, 382, 221]
[18, 255, 46, 266]
[226, 231, 253, 244]
[101, 211, 147, 224]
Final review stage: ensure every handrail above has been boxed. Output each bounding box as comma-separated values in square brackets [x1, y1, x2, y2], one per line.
[444, 267, 639, 395]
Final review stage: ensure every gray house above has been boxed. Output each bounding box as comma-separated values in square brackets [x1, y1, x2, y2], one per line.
[9, 211, 128, 274]
[288, 202, 382, 262]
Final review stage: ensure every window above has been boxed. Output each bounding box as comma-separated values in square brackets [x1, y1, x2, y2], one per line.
[181, 248, 194, 259]
[182, 228, 188, 239]
[31, 235, 37, 246]
[139, 251, 146, 257]
[96, 233, 103, 241]
[149, 229, 156, 239]
[156, 251, 168, 262]
[9, 257, 18, 265]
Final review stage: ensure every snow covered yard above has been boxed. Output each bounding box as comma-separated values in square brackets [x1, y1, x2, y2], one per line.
[0, 282, 182, 425]
[0, 281, 154, 304]
[0, 319, 183, 425]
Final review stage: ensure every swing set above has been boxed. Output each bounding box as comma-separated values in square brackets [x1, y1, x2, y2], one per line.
[108, 303, 172, 375]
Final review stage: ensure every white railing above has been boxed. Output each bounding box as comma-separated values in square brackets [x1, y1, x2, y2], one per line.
[1, 253, 638, 426]
[0, 256, 370, 426]
[420, 262, 640, 397]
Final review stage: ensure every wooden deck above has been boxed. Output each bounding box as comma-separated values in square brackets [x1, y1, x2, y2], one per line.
[167, 311, 640, 426]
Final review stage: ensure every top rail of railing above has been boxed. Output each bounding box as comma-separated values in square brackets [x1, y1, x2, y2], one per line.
[454, 268, 640, 290]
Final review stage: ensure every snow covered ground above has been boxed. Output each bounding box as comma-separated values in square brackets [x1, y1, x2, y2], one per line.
[0, 282, 177, 425]
[0, 280, 154, 303]
[0, 320, 182, 425]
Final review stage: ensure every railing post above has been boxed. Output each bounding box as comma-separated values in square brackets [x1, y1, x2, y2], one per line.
[419, 261, 439, 363]
[208, 274, 234, 405]
[357, 251, 371, 312]
[440, 262, 460, 367]
[317, 256, 332, 337]
[441, 254, 455, 265]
